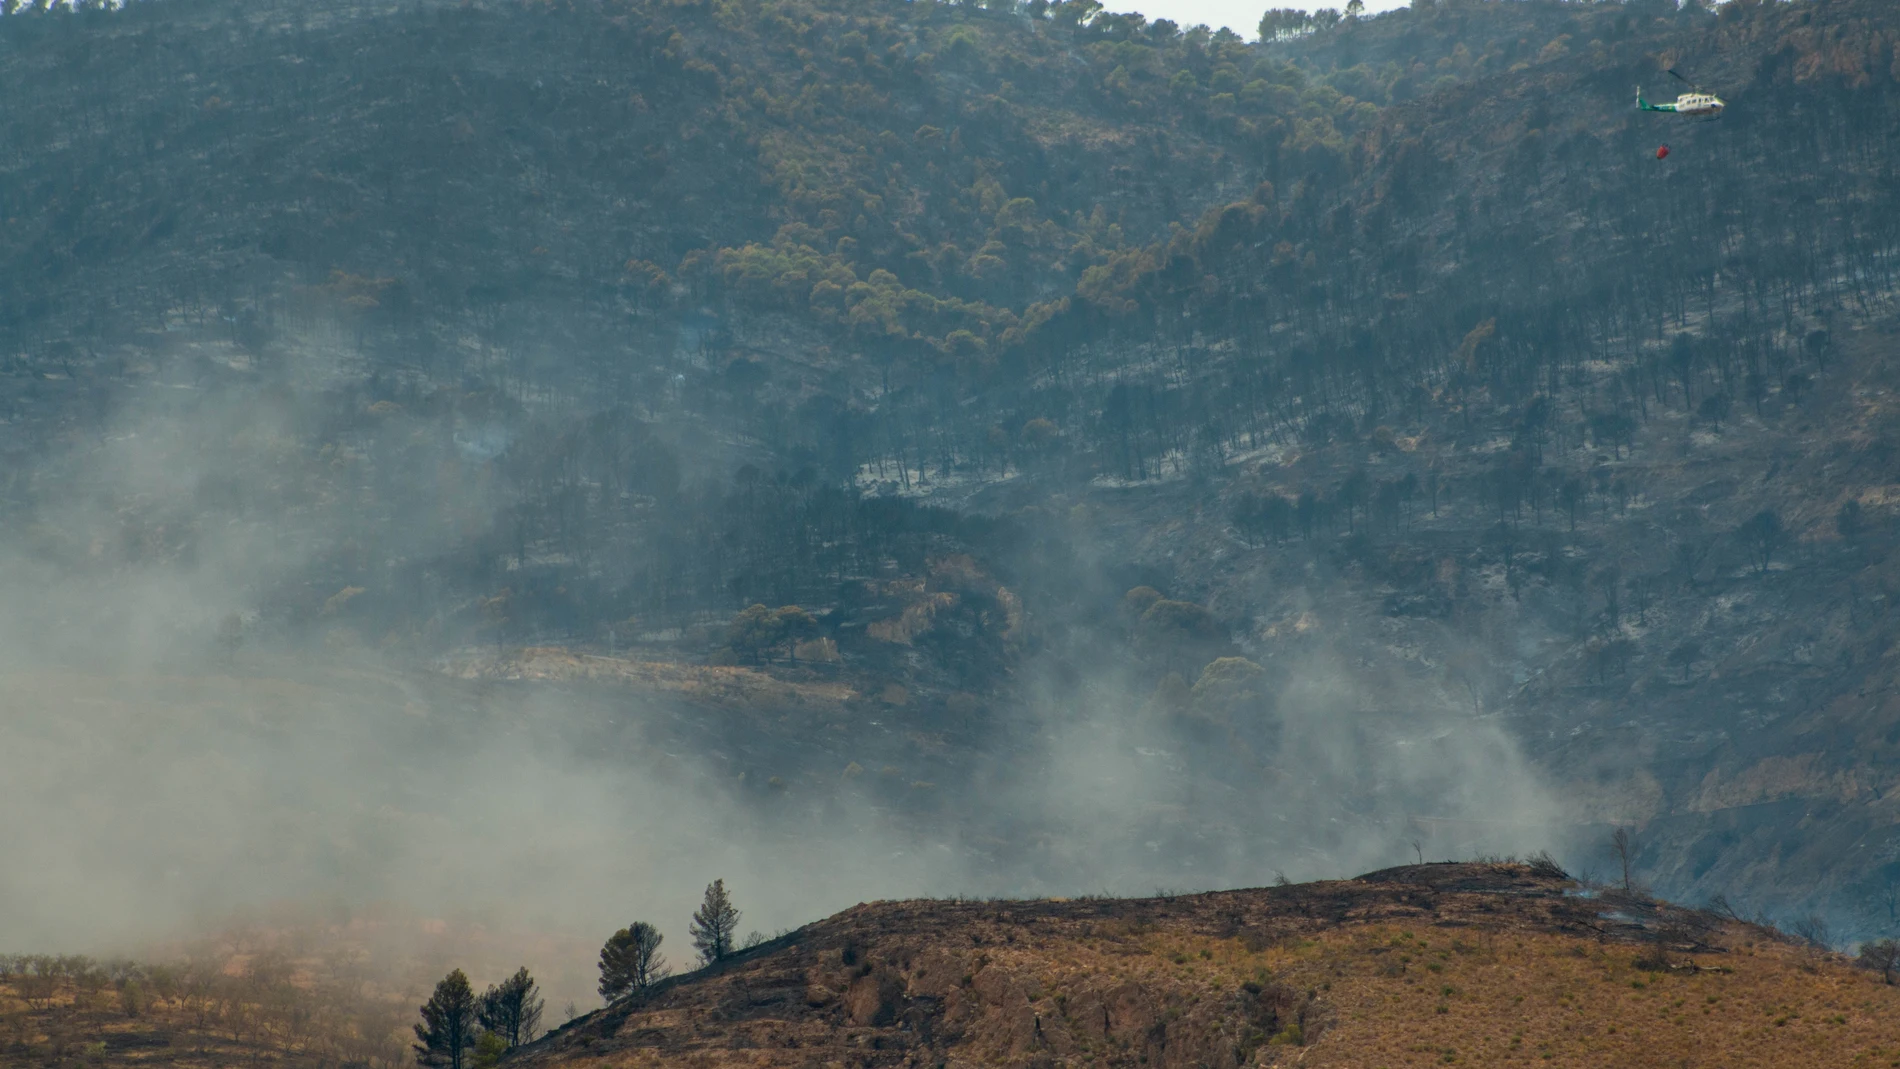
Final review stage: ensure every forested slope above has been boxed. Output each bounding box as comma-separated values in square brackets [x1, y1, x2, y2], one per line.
[5, 0, 1900, 938]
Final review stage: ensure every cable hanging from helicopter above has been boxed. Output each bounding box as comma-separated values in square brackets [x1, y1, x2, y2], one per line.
[1638, 68, 1722, 161]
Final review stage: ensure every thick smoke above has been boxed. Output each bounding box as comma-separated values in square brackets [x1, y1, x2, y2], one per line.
[0, 352, 958, 1007]
[983, 603, 1565, 897]
[0, 342, 1567, 1011]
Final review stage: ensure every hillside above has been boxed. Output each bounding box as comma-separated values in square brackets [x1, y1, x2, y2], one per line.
[511, 862, 1900, 1069]
[6, 0, 1900, 983]
[12, 864, 1894, 1069]
[0, 905, 603, 1069]
[0, 0, 1746, 644]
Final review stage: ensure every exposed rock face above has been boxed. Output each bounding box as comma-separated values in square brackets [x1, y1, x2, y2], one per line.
[843, 966, 907, 1027]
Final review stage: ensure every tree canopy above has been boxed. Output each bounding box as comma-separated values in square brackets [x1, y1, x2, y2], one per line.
[414, 970, 479, 1069]
[690, 880, 742, 966]
[599, 922, 670, 1001]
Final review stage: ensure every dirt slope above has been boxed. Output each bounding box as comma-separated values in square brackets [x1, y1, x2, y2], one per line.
[512, 863, 1900, 1069]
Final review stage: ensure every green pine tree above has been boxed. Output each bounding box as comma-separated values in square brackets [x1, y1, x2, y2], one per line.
[414, 970, 478, 1069]
[690, 880, 741, 966]
[598, 922, 670, 1000]
[476, 967, 544, 1049]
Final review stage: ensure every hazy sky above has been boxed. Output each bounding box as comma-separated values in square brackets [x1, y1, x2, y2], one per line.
[1130, 0, 1411, 37]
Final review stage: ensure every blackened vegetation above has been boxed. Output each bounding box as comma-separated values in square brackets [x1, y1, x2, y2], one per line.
[6, 0, 1900, 940]
[6, 0, 1883, 650]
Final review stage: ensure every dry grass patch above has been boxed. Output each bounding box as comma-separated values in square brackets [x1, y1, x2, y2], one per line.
[1203, 923, 1900, 1068]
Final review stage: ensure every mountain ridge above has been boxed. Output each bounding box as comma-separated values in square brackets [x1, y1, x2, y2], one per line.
[5, 0, 1900, 978]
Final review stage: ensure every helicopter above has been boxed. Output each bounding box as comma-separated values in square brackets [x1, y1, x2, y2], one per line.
[1637, 68, 1725, 119]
